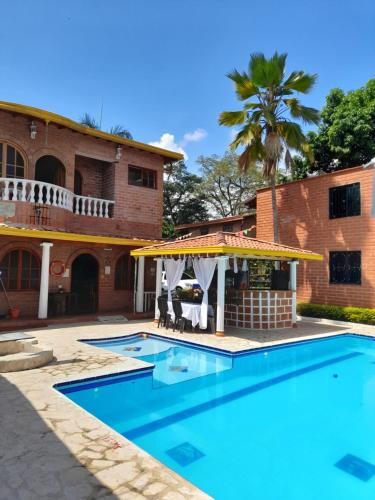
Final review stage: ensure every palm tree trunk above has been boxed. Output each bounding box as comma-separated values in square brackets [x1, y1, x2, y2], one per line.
[270, 174, 279, 243]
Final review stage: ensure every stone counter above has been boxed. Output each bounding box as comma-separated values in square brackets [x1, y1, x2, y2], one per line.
[225, 289, 293, 329]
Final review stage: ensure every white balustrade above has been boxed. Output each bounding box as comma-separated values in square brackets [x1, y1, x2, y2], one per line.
[133, 291, 156, 313]
[0, 177, 114, 218]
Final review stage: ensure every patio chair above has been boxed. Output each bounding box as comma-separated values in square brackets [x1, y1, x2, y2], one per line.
[157, 296, 170, 329]
[172, 299, 186, 333]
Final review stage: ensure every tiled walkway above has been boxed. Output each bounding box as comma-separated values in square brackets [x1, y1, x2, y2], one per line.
[1, 319, 374, 499]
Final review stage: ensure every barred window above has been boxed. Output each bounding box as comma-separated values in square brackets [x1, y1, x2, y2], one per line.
[329, 251, 361, 285]
[0, 249, 40, 290]
[329, 183, 360, 219]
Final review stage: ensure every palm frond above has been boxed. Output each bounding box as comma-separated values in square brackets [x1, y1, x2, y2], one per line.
[109, 125, 133, 139]
[238, 139, 265, 171]
[227, 70, 259, 100]
[80, 113, 99, 129]
[230, 123, 262, 150]
[248, 52, 287, 87]
[283, 98, 320, 124]
[284, 71, 317, 93]
[277, 121, 306, 150]
[219, 110, 248, 126]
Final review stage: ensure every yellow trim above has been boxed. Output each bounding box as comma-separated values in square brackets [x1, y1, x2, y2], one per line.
[0, 101, 184, 162]
[131, 244, 323, 261]
[0, 226, 159, 247]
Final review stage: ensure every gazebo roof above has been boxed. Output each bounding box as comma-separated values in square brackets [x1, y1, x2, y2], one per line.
[131, 232, 322, 261]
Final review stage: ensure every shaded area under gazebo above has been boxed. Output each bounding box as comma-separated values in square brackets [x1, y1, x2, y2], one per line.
[131, 232, 322, 336]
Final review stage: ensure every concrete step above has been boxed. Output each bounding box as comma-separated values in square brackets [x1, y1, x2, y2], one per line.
[0, 341, 53, 372]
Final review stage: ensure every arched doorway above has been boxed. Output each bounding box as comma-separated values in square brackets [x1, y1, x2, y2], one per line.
[35, 155, 66, 187]
[71, 254, 99, 314]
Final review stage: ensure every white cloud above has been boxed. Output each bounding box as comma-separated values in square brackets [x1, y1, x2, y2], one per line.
[181, 128, 207, 145]
[149, 128, 207, 160]
[149, 133, 188, 159]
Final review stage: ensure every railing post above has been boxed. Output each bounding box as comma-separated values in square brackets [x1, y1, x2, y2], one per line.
[3, 180, 9, 200]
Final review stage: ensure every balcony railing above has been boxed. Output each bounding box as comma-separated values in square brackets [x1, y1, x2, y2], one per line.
[0, 178, 115, 218]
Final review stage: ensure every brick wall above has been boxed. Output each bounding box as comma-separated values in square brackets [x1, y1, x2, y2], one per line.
[0, 110, 164, 239]
[0, 237, 156, 318]
[256, 166, 375, 308]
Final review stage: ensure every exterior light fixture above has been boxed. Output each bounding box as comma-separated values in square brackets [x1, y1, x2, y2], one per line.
[30, 121, 37, 139]
[115, 145, 122, 161]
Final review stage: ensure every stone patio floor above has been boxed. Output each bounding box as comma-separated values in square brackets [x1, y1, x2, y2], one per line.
[1, 318, 375, 499]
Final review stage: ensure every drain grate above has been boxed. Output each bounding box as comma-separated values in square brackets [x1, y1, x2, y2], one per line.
[335, 454, 375, 482]
[166, 442, 205, 466]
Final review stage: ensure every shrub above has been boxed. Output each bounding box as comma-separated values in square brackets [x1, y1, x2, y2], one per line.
[297, 303, 375, 326]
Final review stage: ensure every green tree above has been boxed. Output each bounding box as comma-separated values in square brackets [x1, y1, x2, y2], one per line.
[80, 113, 133, 139]
[196, 151, 264, 217]
[163, 161, 208, 237]
[307, 79, 375, 172]
[219, 52, 319, 242]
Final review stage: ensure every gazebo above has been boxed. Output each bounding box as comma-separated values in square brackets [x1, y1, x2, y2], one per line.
[131, 232, 322, 336]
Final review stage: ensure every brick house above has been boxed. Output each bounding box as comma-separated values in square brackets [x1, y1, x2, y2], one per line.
[175, 212, 256, 238]
[0, 101, 182, 319]
[255, 165, 375, 308]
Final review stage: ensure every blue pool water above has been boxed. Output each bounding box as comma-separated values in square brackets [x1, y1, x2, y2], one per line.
[57, 334, 375, 499]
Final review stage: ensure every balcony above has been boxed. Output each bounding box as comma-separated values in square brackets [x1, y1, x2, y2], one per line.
[0, 178, 115, 218]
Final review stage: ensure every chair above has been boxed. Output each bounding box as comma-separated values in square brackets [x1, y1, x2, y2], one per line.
[172, 299, 186, 333]
[157, 296, 170, 329]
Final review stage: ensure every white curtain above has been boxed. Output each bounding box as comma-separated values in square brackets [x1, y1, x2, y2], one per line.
[164, 258, 186, 317]
[193, 257, 217, 329]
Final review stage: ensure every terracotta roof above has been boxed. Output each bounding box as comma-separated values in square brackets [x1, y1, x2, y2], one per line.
[131, 231, 322, 261]
[0, 101, 183, 163]
[175, 213, 257, 231]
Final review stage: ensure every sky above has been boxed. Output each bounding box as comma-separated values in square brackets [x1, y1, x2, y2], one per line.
[0, 0, 374, 173]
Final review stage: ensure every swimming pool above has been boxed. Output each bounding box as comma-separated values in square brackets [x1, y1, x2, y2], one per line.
[57, 333, 375, 499]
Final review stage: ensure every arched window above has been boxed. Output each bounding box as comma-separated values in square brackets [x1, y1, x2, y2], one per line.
[0, 142, 26, 178]
[0, 249, 40, 290]
[115, 254, 135, 290]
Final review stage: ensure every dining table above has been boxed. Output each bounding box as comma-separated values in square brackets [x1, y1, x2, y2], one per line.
[180, 301, 214, 329]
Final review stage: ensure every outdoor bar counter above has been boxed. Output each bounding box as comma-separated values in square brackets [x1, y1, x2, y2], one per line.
[225, 289, 293, 329]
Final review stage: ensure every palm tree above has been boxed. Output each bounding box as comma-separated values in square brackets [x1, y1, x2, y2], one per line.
[109, 124, 133, 140]
[219, 52, 320, 242]
[79, 113, 100, 130]
[80, 114, 133, 139]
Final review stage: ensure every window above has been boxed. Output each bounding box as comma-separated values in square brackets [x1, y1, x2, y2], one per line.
[223, 224, 234, 232]
[0, 250, 40, 290]
[200, 227, 209, 235]
[128, 165, 157, 189]
[329, 251, 361, 285]
[115, 254, 135, 290]
[0, 142, 26, 178]
[329, 183, 360, 219]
